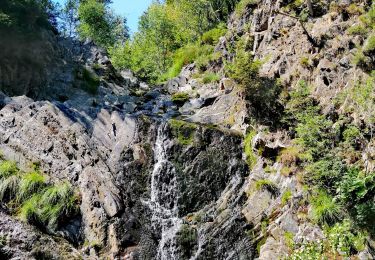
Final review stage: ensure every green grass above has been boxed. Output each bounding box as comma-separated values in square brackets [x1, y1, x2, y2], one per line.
[202, 73, 220, 84]
[19, 194, 42, 223]
[0, 161, 18, 179]
[0, 159, 79, 232]
[310, 190, 343, 226]
[347, 24, 368, 36]
[281, 189, 292, 206]
[0, 175, 20, 202]
[363, 34, 375, 52]
[244, 130, 257, 169]
[18, 171, 46, 203]
[161, 43, 214, 81]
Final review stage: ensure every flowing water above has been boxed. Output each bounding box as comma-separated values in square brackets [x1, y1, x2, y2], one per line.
[147, 123, 182, 259]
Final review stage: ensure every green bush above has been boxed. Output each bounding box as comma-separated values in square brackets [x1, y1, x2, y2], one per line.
[235, 0, 259, 17]
[299, 57, 310, 68]
[201, 25, 227, 45]
[305, 158, 346, 191]
[310, 190, 343, 226]
[342, 125, 361, 145]
[325, 220, 366, 257]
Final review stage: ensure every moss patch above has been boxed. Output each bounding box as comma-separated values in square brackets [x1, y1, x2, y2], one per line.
[171, 92, 190, 105]
[169, 119, 197, 146]
[75, 67, 100, 95]
[244, 130, 257, 170]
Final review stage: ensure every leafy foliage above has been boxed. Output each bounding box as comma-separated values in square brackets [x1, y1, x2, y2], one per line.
[0, 0, 58, 32]
[77, 0, 128, 48]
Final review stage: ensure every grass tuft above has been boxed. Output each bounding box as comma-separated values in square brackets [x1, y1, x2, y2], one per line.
[310, 190, 343, 226]
[18, 171, 46, 203]
[0, 161, 18, 179]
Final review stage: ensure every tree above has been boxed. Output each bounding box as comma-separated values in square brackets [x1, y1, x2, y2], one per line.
[60, 0, 79, 37]
[77, 0, 128, 48]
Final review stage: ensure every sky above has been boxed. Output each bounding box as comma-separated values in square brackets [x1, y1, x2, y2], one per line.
[54, 0, 153, 34]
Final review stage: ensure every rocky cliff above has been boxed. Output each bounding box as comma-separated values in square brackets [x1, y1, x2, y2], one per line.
[0, 0, 374, 259]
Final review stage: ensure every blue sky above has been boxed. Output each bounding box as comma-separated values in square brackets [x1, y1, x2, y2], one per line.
[54, 0, 153, 34]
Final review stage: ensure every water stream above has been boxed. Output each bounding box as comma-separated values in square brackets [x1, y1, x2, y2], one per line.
[147, 122, 182, 259]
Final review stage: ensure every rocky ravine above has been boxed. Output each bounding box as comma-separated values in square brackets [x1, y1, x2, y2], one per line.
[0, 33, 254, 259]
[0, 0, 374, 260]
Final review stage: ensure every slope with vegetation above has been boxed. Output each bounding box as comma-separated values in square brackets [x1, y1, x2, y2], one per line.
[0, 0, 374, 259]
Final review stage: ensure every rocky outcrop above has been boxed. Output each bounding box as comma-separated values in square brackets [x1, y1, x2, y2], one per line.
[0, 0, 374, 259]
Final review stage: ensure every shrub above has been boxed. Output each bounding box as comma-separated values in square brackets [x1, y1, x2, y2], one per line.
[310, 190, 343, 226]
[235, 0, 259, 17]
[277, 146, 304, 166]
[201, 25, 227, 45]
[305, 158, 346, 190]
[342, 125, 361, 146]
[295, 114, 334, 159]
[287, 241, 324, 260]
[284, 231, 294, 249]
[325, 220, 366, 257]
[346, 4, 364, 15]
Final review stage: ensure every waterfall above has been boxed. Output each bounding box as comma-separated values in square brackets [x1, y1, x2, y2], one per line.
[147, 122, 182, 259]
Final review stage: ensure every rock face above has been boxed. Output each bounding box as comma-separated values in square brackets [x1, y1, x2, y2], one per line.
[0, 90, 253, 259]
[0, 0, 374, 259]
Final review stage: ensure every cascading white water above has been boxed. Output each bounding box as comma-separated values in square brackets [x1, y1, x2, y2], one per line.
[147, 123, 182, 259]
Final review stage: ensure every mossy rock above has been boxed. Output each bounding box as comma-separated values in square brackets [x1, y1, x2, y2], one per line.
[169, 119, 197, 146]
[74, 67, 100, 95]
[171, 92, 190, 105]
